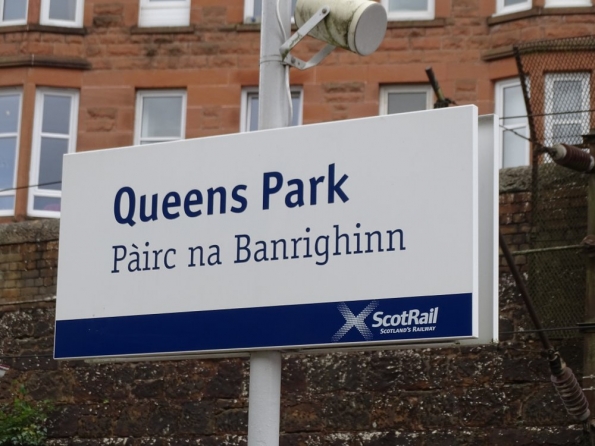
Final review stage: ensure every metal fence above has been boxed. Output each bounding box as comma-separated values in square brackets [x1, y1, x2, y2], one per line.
[513, 36, 592, 337]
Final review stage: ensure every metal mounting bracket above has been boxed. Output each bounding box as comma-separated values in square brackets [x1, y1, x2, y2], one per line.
[280, 6, 335, 70]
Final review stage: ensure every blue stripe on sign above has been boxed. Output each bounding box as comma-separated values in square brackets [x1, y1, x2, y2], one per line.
[54, 293, 473, 359]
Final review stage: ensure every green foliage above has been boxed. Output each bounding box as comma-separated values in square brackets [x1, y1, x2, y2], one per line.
[0, 386, 53, 446]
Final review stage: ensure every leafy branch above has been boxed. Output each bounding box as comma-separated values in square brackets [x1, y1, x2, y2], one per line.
[0, 386, 53, 446]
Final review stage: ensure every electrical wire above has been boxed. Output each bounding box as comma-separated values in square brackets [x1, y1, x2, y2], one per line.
[500, 125, 538, 145]
[499, 108, 595, 121]
[0, 354, 53, 359]
[0, 181, 62, 194]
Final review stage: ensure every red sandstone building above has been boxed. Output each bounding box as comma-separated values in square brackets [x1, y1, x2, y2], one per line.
[0, 0, 593, 222]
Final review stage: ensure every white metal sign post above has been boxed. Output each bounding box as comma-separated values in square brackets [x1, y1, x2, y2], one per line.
[249, 0, 291, 443]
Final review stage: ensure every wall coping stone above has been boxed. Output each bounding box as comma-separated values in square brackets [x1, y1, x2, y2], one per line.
[0, 218, 59, 246]
[499, 166, 531, 193]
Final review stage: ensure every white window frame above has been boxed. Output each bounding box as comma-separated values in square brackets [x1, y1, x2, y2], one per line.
[138, 0, 190, 27]
[244, 0, 296, 24]
[134, 90, 187, 145]
[28, 88, 79, 218]
[380, 0, 435, 21]
[240, 87, 303, 132]
[544, 72, 590, 148]
[495, 78, 530, 168]
[40, 0, 84, 27]
[379, 84, 433, 115]
[494, 0, 532, 16]
[0, 88, 22, 217]
[0, 0, 29, 26]
[244, 0, 259, 23]
[545, 0, 591, 7]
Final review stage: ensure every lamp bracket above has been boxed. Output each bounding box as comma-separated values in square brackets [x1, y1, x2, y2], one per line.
[280, 6, 335, 70]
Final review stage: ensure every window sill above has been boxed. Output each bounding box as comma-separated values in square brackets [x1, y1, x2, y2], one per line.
[488, 6, 595, 25]
[0, 55, 90, 70]
[131, 25, 194, 34]
[0, 23, 87, 34]
[481, 45, 515, 62]
[386, 17, 446, 28]
[236, 22, 298, 32]
[237, 22, 260, 32]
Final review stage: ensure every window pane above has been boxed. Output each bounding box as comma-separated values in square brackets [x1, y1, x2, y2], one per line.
[34, 196, 61, 211]
[291, 93, 300, 127]
[38, 137, 67, 190]
[0, 137, 16, 189]
[552, 80, 582, 119]
[505, 0, 528, 5]
[253, 0, 261, 17]
[42, 95, 71, 135]
[0, 95, 19, 134]
[49, 0, 77, 21]
[247, 92, 300, 131]
[502, 84, 527, 126]
[248, 94, 259, 131]
[552, 123, 583, 146]
[252, 0, 296, 17]
[502, 127, 528, 168]
[0, 195, 14, 210]
[3, 0, 27, 21]
[388, 0, 428, 11]
[141, 96, 183, 138]
[387, 92, 427, 114]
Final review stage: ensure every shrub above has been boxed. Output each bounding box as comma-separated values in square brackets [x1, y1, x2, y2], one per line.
[0, 386, 53, 446]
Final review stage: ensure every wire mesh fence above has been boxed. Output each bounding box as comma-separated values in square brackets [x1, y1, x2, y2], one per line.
[513, 36, 592, 337]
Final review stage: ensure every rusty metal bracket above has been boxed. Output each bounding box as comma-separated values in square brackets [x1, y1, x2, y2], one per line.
[280, 5, 335, 70]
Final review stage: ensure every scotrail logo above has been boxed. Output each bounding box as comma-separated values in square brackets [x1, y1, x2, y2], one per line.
[372, 307, 439, 334]
[332, 301, 379, 342]
[332, 301, 440, 341]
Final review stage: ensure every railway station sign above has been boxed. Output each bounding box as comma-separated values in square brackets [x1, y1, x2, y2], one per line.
[54, 105, 495, 360]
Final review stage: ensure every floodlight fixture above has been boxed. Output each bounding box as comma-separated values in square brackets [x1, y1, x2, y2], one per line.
[281, 0, 387, 69]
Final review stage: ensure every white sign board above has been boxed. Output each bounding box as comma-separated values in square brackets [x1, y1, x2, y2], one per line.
[55, 105, 493, 360]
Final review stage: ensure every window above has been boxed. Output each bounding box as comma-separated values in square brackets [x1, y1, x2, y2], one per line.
[495, 0, 531, 15]
[545, 0, 591, 6]
[545, 72, 590, 148]
[495, 78, 530, 168]
[135, 90, 186, 145]
[379, 85, 433, 115]
[380, 0, 435, 21]
[240, 87, 302, 132]
[0, 0, 28, 26]
[40, 0, 84, 27]
[244, 0, 297, 23]
[29, 89, 79, 217]
[0, 89, 22, 216]
[138, 0, 190, 27]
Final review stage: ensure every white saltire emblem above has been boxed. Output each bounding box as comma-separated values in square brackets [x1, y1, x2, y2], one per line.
[332, 301, 379, 342]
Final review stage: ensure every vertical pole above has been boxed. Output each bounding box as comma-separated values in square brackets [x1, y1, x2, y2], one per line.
[258, 0, 292, 131]
[583, 130, 595, 437]
[248, 1, 291, 445]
